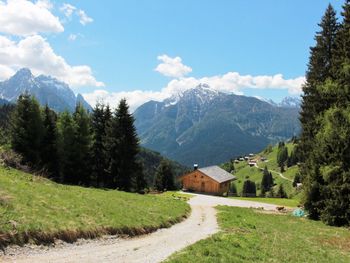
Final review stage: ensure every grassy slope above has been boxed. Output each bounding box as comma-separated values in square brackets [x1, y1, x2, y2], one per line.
[167, 206, 350, 263]
[231, 142, 300, 199]
[0, 166, 190, 246]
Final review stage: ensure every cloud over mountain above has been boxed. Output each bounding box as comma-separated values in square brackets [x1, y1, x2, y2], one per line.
[0, 0, 102, 88]
[84, 54, 305, 111]
[0, 34, 104, 87]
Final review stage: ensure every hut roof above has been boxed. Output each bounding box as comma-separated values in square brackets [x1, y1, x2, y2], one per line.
[198, 165, 236, 183]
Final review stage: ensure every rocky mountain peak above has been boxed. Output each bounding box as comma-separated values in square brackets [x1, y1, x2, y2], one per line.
[13, 68, 34, 80]
[0, 68, 92, 112]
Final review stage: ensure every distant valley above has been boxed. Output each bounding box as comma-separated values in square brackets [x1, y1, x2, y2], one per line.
[134, 84, 301, 166]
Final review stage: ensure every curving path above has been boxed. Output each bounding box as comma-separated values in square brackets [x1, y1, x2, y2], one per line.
[1, 193, 277, 263]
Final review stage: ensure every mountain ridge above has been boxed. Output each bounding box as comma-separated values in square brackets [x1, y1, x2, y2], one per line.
[134, 84, 300, 166]
[0, 68, 92, 112]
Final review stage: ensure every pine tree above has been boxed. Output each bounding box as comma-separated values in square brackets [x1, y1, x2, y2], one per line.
[299, 4, 338, 162]
[293, 173, 301, 188]
[154, 160, 176, 191]
[229, 182, 238, 196]
[109, 99, 144, 191]
[277, 184, 288, 198]
[261, 166, 271, 195]
[313, 107, 350, 226]
[57, 111, 77, 184]
[11, 94, 44, 166]
[277, 145, 288, 171]
[302, 3, 350, 225]
[242, 180, 256, 197]
[72, 103, 92, 185]
[90, 103, 111, 187]
[41, 105, 60, 179]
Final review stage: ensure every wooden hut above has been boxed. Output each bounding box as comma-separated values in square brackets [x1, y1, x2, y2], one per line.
[180, 165, 236, 196]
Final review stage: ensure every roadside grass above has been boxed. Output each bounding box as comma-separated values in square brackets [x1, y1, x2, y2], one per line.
[0, 166, 190, 247]
[160, 191, 194, 201]
[230, 197, 300, 207]
[166, 206, 350, 263]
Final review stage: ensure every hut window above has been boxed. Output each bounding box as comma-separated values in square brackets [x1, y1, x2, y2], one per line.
[201, 175, 204, 178]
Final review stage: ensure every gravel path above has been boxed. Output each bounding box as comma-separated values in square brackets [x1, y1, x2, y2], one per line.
[1, 194, 277, 263]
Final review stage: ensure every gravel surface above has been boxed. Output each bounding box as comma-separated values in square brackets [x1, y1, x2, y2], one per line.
[0, 193, 277, 263]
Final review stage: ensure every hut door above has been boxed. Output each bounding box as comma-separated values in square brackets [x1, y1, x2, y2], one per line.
[201, 182, 205, 192]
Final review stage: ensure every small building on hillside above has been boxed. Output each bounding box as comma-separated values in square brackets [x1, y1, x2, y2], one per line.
[180, 165, 236, 196]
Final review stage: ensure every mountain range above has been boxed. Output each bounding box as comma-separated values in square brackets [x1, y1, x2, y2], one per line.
[0, 68, 92, 112]
[134, 84, 301, 166]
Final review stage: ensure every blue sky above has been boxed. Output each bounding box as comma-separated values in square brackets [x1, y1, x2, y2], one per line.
[0, 0, 345, 110]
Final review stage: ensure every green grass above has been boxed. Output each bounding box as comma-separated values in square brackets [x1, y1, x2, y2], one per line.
[0, 166, 190, 246]
[230, 197, 300, 207]
[160, 191, 194, 201]
[167, 206, 350, 263]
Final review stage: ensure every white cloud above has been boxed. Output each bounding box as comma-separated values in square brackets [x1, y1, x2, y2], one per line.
[0, 0, 63, 36]
[0, 34, 104, 87]
[83, 89, 169, 112]
[60, 3, 93, 25]
[155, 54, 192, 78]
[83, 71, 304, 112]
[68, 33, 77, 41]
[60, 3, 75, 19]
[77, 9, 93, 25]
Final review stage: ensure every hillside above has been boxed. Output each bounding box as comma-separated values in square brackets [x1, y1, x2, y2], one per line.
[0, 166, 189, 247]
[134, 84, 300, 167]
[138, 148, 188, 186]
[223, 141, 300, 200]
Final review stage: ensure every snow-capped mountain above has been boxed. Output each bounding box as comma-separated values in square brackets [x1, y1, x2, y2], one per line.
[0, 68, 92, 112]
[164, 83, 221, 107]
[134, 84, 300, 166]
[278, 96, 301, 108]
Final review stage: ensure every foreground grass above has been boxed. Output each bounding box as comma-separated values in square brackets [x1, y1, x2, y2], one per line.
[231, 197, 300, 207]
[167, 206, 350, 263]
[0, 166, 190, 246]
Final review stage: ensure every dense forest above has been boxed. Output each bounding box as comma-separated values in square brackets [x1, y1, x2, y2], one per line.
[0, 94, 183, 192]
[299, 1, 350, 226]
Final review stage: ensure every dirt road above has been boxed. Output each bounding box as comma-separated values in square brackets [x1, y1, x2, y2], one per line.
[1, 194, 277, 263]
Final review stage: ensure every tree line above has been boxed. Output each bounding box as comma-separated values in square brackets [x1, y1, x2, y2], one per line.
[9, 93, 176, 192]
[299, 1, 350, 226]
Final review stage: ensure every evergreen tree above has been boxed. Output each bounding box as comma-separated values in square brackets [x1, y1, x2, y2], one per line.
[72, 103, 92, 185]
[57, 111, 77, 184]
[109, 99, 144, 191]
[277, 145, 288, 171]
[287, 149, 298, 167]
[90, 103, 111, 187]
[301, 3, 350, 225]
[312, 107, 350, 226]
[299, 4, 338, 161]
[154, 160, 176, 191]
[261, 166, 270, 195]
[229, 182, 237, 196]
[242, 180, 256, 197]
[41, 105, 60, 179]
[293, 173, 302, 188]
[277, 184, 288, 198]
[11, 94, 44, 166]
